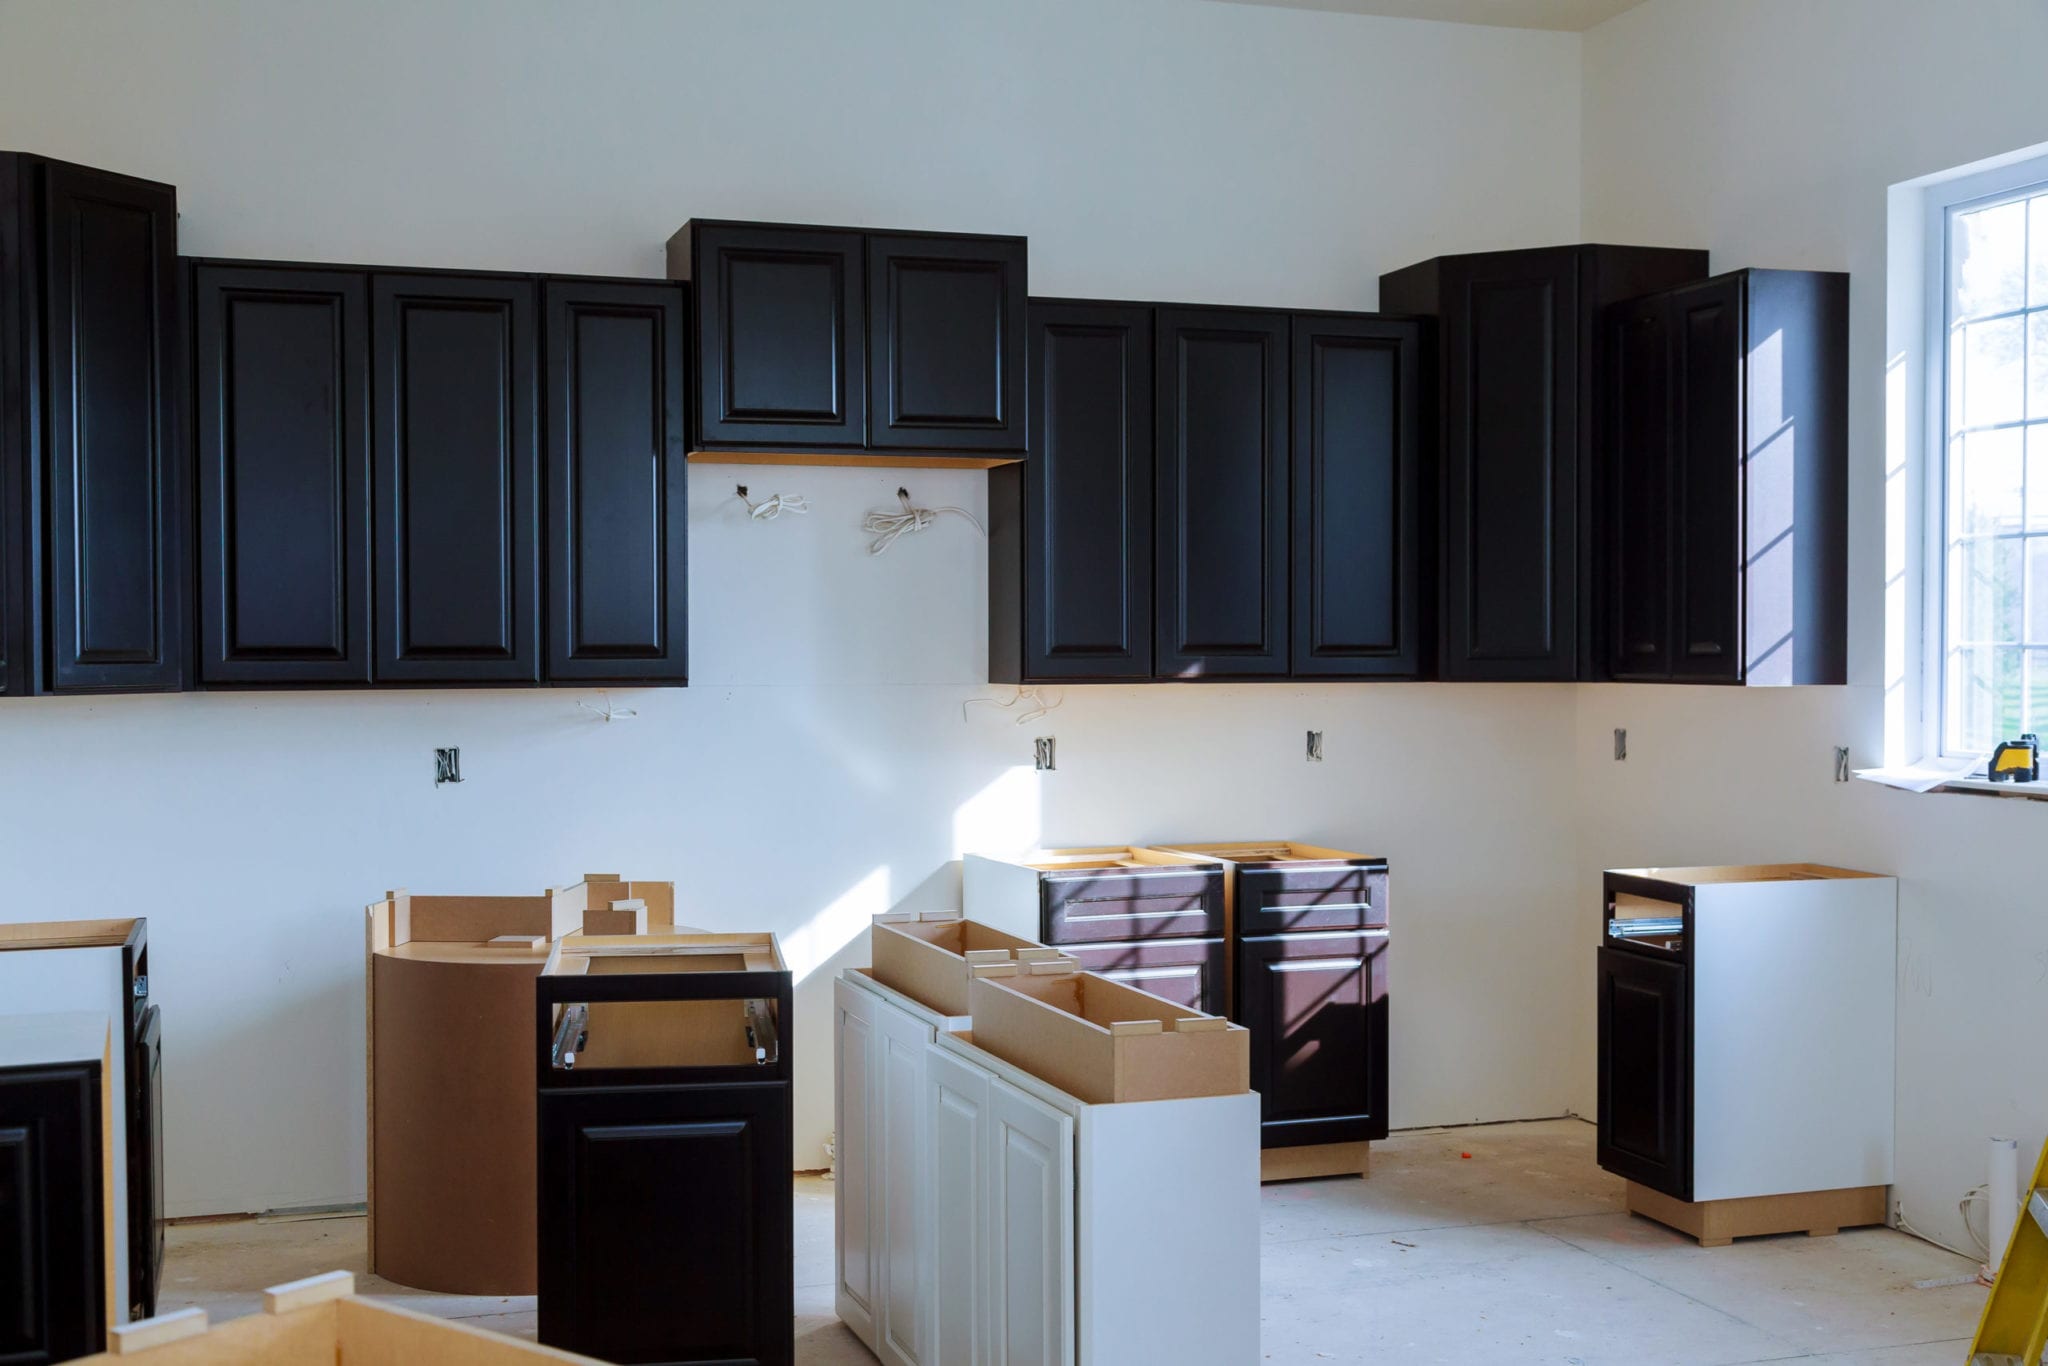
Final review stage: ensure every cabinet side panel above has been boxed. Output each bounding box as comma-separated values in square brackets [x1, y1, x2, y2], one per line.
[1690, 880, 1896, 1201]
[1076, 1093, 1259, 1366]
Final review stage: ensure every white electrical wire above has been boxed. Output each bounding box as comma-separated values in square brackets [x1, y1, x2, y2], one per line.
[579, 691, 639, 723]
[963, 686, 1064, 726]
[735, 484, 809, 521]
[863, 487, 984, 555]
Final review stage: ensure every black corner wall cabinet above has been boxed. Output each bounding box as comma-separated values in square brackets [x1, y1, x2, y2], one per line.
[1, 147, 1849, 697]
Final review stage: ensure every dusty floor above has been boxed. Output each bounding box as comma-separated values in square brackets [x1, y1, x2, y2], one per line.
[161, 1118, 1987, 1364]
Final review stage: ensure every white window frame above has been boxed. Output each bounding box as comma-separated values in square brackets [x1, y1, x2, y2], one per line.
[1901, 145, 2048, 767]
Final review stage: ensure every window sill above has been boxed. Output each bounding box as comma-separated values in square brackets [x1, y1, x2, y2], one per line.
[1853, 767, 2048, 801]
[1928, 775, 2048, 801]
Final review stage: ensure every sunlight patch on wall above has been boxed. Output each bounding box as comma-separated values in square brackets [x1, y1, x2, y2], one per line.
[782, 866, 890, 983]
[952, 764, 1042, 858]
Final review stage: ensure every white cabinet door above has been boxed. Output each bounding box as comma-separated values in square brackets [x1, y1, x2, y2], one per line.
[928, 1043, 994, 1366]
[833, 978, 879, 1349]
[988, 1077, 1075, 1366]
[875, 997, 933, 1366]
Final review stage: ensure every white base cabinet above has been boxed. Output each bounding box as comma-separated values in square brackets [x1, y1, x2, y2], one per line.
[837, 969, 1260, 1366]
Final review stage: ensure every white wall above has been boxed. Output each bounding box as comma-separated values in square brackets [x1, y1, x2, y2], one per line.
[0, 0, 1585, 1216]
[1579, 0, 2048, 1255]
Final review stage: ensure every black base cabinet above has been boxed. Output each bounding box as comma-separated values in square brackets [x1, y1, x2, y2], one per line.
[1379, 244, 1709, 681]
[0, 1062, 106, 1364]
[1603, 269, 1848, 685]
[1237, 930, 1389, 1148]
[0, 153, 185, 697]
[990, 300, 1426, 685]
[537, 938, 793, 1366]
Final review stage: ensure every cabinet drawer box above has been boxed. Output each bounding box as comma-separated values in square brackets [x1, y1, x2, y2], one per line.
[870, 912, 1060, 1018]
[1153, 841, 1387, 934]
[1058, 937, 1226, 1016]
[966, 968, 1248, 1106]
[962, 848, 1225, 947]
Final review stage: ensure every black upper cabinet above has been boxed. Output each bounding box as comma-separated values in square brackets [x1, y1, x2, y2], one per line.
[1602, 269, 1848, 685]
[1155, 308, 1290, 678]
[672, 222, 866, 451]
[1290, 314, 1426, 678]
[991, 300, 1154, 682]
[866, 233, 1026, 452]
[670, 219, 1026, 458]
[194, 265, 372, 684]
[543, 281, 689, 684]
[0, 156, 184, 695]
[371, 274, 541, 683]
[1380, 244, 1707, 680]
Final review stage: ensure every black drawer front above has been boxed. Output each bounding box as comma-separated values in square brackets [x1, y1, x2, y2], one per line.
[1059, 938, 1226, 1016]
[1237, 865, 1387, 934]
[1039, 869, 1225, 945]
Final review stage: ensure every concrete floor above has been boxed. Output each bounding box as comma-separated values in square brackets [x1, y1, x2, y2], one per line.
[160, 1119, 1988, 1364]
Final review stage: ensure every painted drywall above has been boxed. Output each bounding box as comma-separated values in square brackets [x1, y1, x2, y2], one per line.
[0, 0, 1585, 1216]
[1578, 0, 2048, 1256]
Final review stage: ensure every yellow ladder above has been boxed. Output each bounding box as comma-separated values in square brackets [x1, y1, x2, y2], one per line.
[1971, 1136, 2048, 1365]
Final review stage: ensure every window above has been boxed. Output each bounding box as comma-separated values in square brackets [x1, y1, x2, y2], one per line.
[1940, 180, 2048, 755]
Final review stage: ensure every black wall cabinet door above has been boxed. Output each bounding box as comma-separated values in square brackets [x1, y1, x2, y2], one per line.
[0, 156, 31, 697]
[0, 1064, 105, 1363]
[195, 265, 371, 684]
[1605, 294, 1674, 680]
[1291, 314, 1424, 677]
[42, 161, 183, 693]
[1236, 931, 1388, 1147]
[866, 233, 1026, 453]
[544, 281, 688, 684]
[1155, 308, 1289, 678]
[1015, 301, 1153, 680]
[539, 1082, 792, 1366]
[1670, 276, 1744, 681]
[371, 274, 539, 683]
[1596, 946, 1690, 1199]
[682, 223, 865, 450]
[1438, 248, 1580, 681]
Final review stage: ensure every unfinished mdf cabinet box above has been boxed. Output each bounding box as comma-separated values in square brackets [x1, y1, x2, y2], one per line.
[925, 1003, 1258, 1365]
[74, 1270, 610, 1364]
[0, 918, 161, 1323]
[537, 932, 793, 1366]
[962, 848, 1228, 1014]
[1597, 864, 1896, 1246]
[869, 911, 1065, 1018]
[364, 874, 669, 1296]
[1152, 841, 1390, 1181]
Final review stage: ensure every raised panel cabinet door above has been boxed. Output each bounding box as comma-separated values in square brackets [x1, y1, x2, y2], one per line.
[689, 223, 865, 449]
[1290, 314, 1424, 677]
[543, 280, 687, 683]
[867, 234, 1027, 453]
[538, 1082, 793, 1366]
[1596, 946, 1691, 1199]
[1022, 301, 1153, 679]
[832, 980, 879, 1351]
[1670, 276, 1744, 681]
[925, 1044, 992, 1366]
[194, 265, 371, 684]
[874, 997, 934, 1366]
[0, 1064, 105, 1364]
[42, 160, 183, 693]
[1604, 294, 1675, 680]
[986, 1078, 1074, 1366]
[1236, 931, 1389, 1148]
[1439, 248, 1579, 680]
[128, 1005, 163, 1320]
[371, 274, 539, 683]
[1155, 308, 1290, 677]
